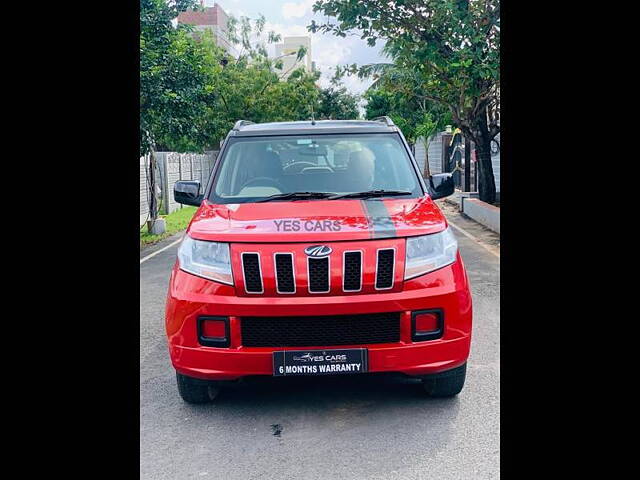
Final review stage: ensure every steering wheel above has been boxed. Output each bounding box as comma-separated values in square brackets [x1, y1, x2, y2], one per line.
[239, 176, 286, 192]
[283, 162, 317, 174]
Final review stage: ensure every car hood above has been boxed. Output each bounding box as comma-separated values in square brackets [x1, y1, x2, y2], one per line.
[187, 196, 448, 243]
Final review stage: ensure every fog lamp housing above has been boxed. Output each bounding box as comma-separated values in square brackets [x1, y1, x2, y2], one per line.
[197, 316, 230, 348]
[411, 309, 444, 342]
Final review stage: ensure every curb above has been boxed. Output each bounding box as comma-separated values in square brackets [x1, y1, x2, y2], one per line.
[444, 196, 460, 208]
[460, 198, 500, 234]
[139, 231, 185, 260]
[444, 191, 478, 209]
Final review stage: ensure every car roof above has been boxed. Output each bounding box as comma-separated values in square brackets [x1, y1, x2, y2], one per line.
[228, 118, 400, 137]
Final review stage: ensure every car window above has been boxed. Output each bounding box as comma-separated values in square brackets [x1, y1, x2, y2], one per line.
[210, 133, 422, 203]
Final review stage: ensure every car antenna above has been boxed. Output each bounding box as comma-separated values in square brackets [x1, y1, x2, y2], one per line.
[310, 104, 316, 125]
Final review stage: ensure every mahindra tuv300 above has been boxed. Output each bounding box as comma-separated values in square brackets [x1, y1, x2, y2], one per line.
[165, 118, 472, 403]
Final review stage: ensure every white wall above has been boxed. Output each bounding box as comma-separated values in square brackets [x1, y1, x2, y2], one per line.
[140, 151, 218, 226]
[414, 132, 445, 177]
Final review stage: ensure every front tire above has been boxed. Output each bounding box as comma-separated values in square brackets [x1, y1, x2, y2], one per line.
[176, 372, 220, 404]
[422, 363, 467, 397]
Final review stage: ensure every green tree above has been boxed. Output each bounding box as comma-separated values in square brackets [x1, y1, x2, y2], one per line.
[414, 111, 441, 176]
[196, 15, 321, 140]
[142, 4, 322, 150]
[310, 0, 500, 203]
[363, 71, 451, 154]
[364, 84, 450, 177]
[317, 85, 360, 120]
[140, 1, 336, 229]
[140, 0, 216, 155]
[141, 0, 216, 229]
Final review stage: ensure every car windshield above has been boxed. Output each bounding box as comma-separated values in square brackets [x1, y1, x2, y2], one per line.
[209, 133, 423, 203]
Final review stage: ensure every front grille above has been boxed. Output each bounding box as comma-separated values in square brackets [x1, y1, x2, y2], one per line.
[242, 253, 263, 293]
[236, 241, 400, 295]
[241, 312, 401, 347]
[308, 257, 329, 292]
[343, 251, 362, 291]
[274, 253, 295, 293]
[376, 249, 395, 289]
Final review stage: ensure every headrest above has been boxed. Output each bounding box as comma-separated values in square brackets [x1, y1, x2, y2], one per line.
[347, 149, 375, 173]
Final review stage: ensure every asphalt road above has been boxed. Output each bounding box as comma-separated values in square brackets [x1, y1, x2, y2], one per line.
[140, 204, 500, 479]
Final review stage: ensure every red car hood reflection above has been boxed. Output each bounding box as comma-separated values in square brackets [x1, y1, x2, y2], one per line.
[187, 196, 448, 243]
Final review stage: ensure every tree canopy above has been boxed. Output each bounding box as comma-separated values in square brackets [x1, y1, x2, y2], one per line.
[317, 85, 360, 120]
[141, 0, 361, 155]
[310, 0, 500, 203]
[140, 0, 216, 155]
[363, 81, 451, 146]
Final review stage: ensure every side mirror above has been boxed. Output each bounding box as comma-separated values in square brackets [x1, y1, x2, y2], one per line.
[429, 173, 455, 200]
[174, 180, 203, 206]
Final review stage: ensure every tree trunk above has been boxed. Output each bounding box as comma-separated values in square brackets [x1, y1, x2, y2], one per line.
[475, 139, 496, 204]
[423, 136, 431, 177]
[473, 108, 497, 204]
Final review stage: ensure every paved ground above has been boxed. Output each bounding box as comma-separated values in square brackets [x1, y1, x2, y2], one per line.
[140, 206, 500, 479]
[440, 199, 500, 253]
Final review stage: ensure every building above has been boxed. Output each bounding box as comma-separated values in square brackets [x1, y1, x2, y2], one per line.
[177, 1, 236, 56]
[274, 36, 312, 79]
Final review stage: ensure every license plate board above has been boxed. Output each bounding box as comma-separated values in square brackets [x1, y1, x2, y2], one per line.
[273, 348, 368, 376]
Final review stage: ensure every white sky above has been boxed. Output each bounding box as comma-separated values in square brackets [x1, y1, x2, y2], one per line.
[208, 0, 388, 96]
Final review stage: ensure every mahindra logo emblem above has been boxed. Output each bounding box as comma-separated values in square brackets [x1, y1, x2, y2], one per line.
[304, 245, 332, 258]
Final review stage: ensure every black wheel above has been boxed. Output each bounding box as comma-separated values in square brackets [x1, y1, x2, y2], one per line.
[422, 363, 467, 397]
[176, 372, 220, 404]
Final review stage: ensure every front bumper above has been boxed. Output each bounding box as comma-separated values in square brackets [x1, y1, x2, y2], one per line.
[165, 253, 472, 381]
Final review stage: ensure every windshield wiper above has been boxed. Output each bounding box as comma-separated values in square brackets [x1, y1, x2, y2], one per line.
[255, 191, 337, 202]
[327, 189, 413, 200]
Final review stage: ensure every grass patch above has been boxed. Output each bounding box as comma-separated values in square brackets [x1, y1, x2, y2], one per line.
[140, 206, 197, 248]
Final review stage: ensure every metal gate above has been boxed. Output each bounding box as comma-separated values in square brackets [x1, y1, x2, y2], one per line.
[442, 129, 477, 191]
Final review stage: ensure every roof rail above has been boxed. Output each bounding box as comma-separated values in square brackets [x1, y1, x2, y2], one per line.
[232, 120, 255, 131]
[371, 116, 395, 126]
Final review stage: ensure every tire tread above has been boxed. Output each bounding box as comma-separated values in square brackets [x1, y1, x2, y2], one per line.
[176, 373, 217, 404]
[422, 362, 467, 397]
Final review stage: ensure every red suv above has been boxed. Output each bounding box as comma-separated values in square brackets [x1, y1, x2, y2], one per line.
[165, 118, 472, 403]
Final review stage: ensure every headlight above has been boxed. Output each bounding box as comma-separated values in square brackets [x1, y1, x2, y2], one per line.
[177, 236, 233, 285]
[405, 227, 458, 280]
